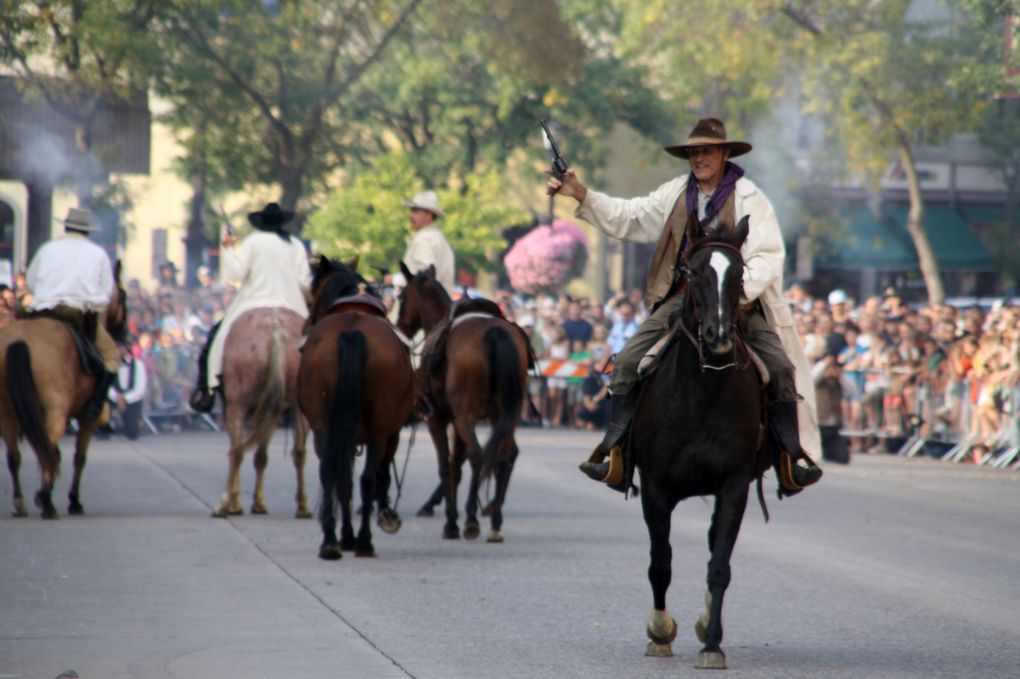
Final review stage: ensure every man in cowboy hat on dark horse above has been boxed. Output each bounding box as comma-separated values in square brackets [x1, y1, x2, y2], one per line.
[189, 202, 312, 412]
[546, 117, 822, 497]
[24, 207, 121, 420]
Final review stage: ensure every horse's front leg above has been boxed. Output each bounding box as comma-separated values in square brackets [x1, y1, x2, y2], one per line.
[354, 442, 380, 557]
[640, 472, 679, 658]
[454, 424, 482, 540]
[694, 480, 749, 670]
[375, 433, 402, 535]
[68, 420, 99, 514]
[314, 431, 341, 560]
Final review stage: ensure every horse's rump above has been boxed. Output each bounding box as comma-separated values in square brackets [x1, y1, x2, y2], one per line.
[222, 307, 304, 406]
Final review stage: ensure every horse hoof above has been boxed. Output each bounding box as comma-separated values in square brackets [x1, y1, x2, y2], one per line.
[319, 543, 343, 560]
[12, 500, 27, 518]
[463, 521, 480, 540]
[295, 507, 313, 519]
[355, 547, 378, 558]
[442, 524, 460, 540]
[696, 651, 726, 670]
[250, 504, 268, 515]
[377, 509, 402, 534]
[486, 530, 504, 543]
[68, 502, 84, 516]
[645, 641, 673, 657]
[416, 504, 435, 518]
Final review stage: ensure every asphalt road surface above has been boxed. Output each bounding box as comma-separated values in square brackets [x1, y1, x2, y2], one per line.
[1, 426, 1018, 679]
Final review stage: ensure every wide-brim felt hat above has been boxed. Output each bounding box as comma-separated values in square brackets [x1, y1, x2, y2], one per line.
[248, 202, 294, 229]
[56, 206, 99, 232]
[401, 190, 445, 219]
[664, 117, 752, 159]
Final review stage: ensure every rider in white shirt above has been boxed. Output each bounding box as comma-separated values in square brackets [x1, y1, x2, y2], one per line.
[25, 207, 121, 421]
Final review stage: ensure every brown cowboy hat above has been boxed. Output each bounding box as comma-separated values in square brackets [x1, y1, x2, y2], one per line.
[247, 202, 294, 229]
[664, 117, 752, 159]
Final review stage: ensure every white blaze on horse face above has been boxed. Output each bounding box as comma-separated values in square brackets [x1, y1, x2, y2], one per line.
[709, 251, 730, 327]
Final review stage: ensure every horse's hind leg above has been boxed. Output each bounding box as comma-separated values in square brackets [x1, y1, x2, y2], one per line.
[640, 476, 679, 657]
[483, 442, 518, 518]
[454, 429, 482, 540]
[354, 442, 381, 557]
[251, 442, 269, 514]
[213, 403, 246, 517]
[695, 481, 750, 670]
[292, 414, 312, 518]
[5, 436, 27, 517]
[426, 417, 460, 539]
[314, 431, 342, 560]
[68, 423, 98, 515]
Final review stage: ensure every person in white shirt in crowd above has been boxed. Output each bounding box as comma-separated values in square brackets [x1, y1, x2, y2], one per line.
[25, 207, 121, 421]
[402, 190, 455, 291]
[188, 202, 312, 412]
[109, 339, 148, 440]
[607, 301, 639, 356]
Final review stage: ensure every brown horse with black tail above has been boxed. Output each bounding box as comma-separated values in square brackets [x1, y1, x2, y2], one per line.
[298, 256, 415, 559]
[396, 262, 529, 543]
[632, 215, 773, 669]
[0, 262, 127, 518]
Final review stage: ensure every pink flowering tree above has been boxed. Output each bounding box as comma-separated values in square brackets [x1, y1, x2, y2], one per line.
[503, 219, 589, 295]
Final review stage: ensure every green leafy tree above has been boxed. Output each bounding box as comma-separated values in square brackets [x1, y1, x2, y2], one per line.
[304, 153, 526, 277]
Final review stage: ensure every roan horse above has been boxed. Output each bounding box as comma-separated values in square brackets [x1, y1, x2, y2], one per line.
[632, 214, 771, 669]
[396, 262, 528, 543]
[0, 262, 128, 518]
[213, 306, 311, 518]
[298, 256, 415, 559]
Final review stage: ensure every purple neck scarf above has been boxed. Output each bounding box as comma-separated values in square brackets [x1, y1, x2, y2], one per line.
[684, 161, 745, 226]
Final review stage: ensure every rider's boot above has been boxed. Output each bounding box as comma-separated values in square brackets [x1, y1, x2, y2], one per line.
[81, 371, 117, 422]
[768, 401, 823, 497]
[579, 391, 637, 485]
[188, 323, 219, 413]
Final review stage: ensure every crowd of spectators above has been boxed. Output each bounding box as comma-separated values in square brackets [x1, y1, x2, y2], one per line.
[0, 258, 1016, 465]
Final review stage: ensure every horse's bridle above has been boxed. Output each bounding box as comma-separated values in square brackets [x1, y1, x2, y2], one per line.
[676, 241, 747, 372]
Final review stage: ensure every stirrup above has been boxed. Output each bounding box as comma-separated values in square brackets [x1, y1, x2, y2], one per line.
[599, 445, 625, 486]
[776, 452, 822, 498]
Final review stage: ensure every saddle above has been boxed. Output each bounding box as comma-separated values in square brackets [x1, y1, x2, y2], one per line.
[327, 294, 388, 320]
[19, 307, 105, 376]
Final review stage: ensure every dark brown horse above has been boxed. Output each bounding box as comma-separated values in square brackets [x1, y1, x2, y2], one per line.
[396, 262, 528, 543]
[213, 306, 311, 518]
[0, 262, 128, 518]
[632, 215, 771, 669]
[298, 256, 415, 559]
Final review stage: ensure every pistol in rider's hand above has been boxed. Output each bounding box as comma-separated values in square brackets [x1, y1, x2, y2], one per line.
[541, 119, 569, 186]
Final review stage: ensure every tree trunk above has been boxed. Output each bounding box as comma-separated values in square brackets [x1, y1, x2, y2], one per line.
[897, 145, 945, 305]
[278, 168, 304, 234]
[184, 169, 208, 288]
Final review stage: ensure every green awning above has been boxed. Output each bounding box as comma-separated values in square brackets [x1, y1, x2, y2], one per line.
[815, 203, 993, 271]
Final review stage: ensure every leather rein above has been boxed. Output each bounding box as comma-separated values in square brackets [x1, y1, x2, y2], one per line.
[675, 240, 749, 373]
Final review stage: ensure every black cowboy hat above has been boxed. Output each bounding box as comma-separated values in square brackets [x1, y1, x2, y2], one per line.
[248, 202, 294, 229]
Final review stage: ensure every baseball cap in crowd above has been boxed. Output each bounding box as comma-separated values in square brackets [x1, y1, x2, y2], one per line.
[828, 289, 848, 305]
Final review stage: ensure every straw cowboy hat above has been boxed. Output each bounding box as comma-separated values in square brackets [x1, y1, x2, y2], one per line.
[56, 207, 98, 232]
[401, 190, 445, 219]
[664, 117, 753, 159]
[247, 202, 294, 230]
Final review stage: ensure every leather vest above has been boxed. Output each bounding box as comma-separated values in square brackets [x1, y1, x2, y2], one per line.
[642, 186, 737, 309]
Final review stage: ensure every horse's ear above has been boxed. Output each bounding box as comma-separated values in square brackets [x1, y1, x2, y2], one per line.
[317, 255, 334, 276]
[729, 215, 750, 248]
[685, 212, 704, 243]
[425, 264, 436, 279]
[114, 259, 122, 282]
[399, 260, 413, 279]
[345, 256, 359, 273]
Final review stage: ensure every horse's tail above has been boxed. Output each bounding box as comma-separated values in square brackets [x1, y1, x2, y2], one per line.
[479, 324, 524, 481]
[321, 330, 366, 518]
[5, 342, 58, 479]
[240, 322, 287, 450]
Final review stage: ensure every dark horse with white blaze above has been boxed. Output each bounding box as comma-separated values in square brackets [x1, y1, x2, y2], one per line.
[299, 256, 415, 559]
[633, 214, 772, 669]
[0, 262, 128, 518]
[396, 262, 528, 543]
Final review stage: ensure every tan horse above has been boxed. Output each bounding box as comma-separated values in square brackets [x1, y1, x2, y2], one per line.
[0, 264, 127, 518]
[212, 307, 311, 519]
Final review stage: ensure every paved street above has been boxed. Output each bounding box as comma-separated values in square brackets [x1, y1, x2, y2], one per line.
[1, 426, 1019, 679]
